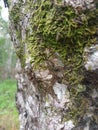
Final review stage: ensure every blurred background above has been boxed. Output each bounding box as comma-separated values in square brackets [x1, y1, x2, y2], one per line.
[0, 0, 19, 129]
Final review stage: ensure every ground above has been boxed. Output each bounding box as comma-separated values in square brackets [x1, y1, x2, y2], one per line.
[0, 79, 19, 130]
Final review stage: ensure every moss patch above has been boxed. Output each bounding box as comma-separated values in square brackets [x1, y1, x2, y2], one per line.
[26, 0, 98, 85]
[10, 0, 98, 125]
[27, 0, 98, 124]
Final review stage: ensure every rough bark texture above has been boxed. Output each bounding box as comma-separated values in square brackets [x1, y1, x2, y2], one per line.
[9, 0, 98, 130]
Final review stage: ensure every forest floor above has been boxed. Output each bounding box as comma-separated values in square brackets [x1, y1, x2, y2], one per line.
[0, 79, 19, 130]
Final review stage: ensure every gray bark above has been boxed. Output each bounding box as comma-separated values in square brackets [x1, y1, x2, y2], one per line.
[9, 0, 98, 130]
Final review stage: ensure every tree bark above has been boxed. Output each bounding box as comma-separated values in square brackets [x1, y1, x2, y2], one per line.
[9, 0, 98, 130]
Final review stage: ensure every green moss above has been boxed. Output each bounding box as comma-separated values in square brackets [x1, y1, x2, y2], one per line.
[26, 0, 98, 124]
[27, 0, 98, 85]
[10, 4, 20, 26]
[10, 0, 98, 125]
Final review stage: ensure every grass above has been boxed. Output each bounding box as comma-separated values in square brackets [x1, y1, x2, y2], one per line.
[0, 79, 19, 130]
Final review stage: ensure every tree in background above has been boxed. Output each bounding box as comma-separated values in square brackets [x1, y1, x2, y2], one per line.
[0, 6, 16, 79]
[9, 0, 98, 130]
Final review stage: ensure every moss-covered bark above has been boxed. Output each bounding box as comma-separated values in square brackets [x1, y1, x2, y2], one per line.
[9, 0, 98, 130]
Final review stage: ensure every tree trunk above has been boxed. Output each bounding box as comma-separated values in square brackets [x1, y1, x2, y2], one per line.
[9, 0, 98, 130]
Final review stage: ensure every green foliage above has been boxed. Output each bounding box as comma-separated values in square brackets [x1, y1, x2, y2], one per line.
[0, 7, 8, 34]
[0, 7, 17, 79]
[0, 79, 19, 129]
[0, 79, 17, 110]
[0, 9, 8, 77]
[0, 38, 8, 77]
[0, 38, 7, 64]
